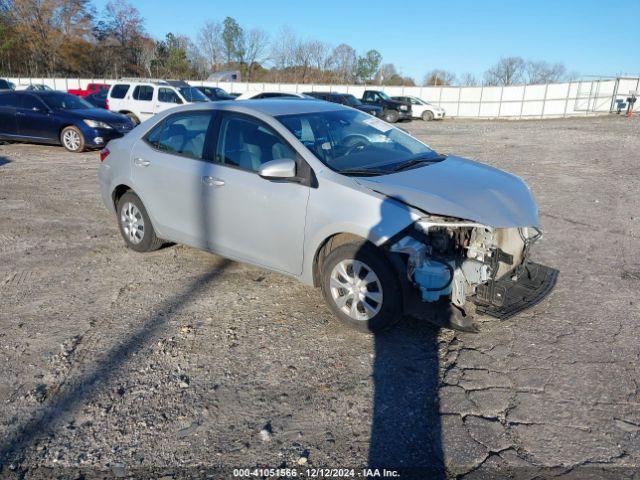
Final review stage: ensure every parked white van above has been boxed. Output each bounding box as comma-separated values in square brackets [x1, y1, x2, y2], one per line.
[106, 79, 209, 124]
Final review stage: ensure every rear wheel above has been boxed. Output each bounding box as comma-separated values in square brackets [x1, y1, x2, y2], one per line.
[422, 110, 435, 121]
[116, 192, 163, 252]
[383, 110, 399, 123]
[124, 112, 140, 125]
[60, 126, 85, 152]
[321, 242, 402, 333]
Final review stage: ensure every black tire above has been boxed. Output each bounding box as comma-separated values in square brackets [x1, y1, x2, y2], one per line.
[383, 109, 400, 123]
[116, 192, 163, 252]
[124, 112, 140, 125]
[60, 126, 85, 152]
[422, 110, 434, 121]
[321, 242, 402, 333]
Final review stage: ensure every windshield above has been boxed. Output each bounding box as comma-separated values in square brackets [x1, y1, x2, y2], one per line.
[378, 91, 390, 101]
[276, 109, 442, 175]
[178, 86, 209, 103]
[342, 95, 362, 106]
[42, 93, 93, 110]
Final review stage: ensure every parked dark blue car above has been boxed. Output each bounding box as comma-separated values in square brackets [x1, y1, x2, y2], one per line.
[0, 91, 134, 152]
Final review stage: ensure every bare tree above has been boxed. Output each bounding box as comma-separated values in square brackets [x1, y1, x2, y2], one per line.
[459, 72, 478, 86]
[270, 26, 297, 80]
[423, 69, 456, 86]
[525, 60, 566, 84]
[483, 56, 526, 86]
[244, 28, 269, 81]
[329, 43, 357, 84]
[197, 20, 223, 73]
[307, 40, 330, 82]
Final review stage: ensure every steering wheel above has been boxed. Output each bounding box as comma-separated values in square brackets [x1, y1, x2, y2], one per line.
[342, 135, 372, 156]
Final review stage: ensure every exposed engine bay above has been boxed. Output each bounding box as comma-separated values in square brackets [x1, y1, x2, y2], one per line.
[389, 216, 547, 321]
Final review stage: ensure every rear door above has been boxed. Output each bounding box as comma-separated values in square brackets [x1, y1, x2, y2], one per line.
[16, 94, 58, 141]
[130, 84, 155, 121]
[129, 110, 218, 246]
[0, 93, 18, 138]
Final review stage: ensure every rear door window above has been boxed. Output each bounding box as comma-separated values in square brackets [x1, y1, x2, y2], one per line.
[145, 111, 215, 160]
[132, 85, 154, 101]
[110, 84, 130, 99]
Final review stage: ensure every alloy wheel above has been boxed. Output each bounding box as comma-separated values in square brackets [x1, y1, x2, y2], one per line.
[62, 129, 81, 151]
[120, 202, 145, 245]
[329, 259, 383, 321]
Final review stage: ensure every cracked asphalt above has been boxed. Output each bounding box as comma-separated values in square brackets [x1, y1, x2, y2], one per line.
[0, 114, 639, 479]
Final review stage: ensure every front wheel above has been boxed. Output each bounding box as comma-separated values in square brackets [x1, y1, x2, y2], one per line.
[60, 126, 85, 152]
[321, 242, 402, 333]
[383, 110, 399, 123]
[422, 110, 435, 121]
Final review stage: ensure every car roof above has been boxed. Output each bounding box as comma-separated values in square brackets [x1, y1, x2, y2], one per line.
[180, 98, 347, 116]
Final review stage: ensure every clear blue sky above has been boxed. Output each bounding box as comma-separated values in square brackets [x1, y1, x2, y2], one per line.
[94, 0, 640, 81]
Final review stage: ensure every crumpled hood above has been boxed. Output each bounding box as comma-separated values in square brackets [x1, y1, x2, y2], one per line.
[355, 155, 539, 228]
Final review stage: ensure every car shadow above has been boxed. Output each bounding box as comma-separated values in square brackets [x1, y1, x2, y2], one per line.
[0, 156, 10, 167]
[366, 198, 446, 478]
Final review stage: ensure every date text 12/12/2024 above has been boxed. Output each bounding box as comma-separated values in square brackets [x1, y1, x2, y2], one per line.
[233, 468, 400, 478]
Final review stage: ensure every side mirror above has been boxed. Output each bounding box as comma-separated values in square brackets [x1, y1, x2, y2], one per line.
[259, 158, 296, 179]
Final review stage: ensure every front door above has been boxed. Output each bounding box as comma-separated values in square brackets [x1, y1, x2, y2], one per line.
[16, 94, 57, 141]
[130, 110, 218, 246]
[154, 87, 183, 115]
[0, 92, 18, 137]
[203, 112, 310, 275]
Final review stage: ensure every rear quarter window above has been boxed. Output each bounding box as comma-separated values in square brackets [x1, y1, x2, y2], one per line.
[110, 84, 130, 99]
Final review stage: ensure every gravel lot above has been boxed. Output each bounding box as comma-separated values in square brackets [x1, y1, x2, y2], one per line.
[1, 115, 639, 479]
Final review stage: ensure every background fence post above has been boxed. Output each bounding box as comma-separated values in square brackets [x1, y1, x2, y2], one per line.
[478, 84, 484, 117]
[456, 87, 461, 117]
[519, 84, 527, 119]
[563, 81, 572, 117]
[609, 78, 620, 112]
[497, 85, 504, 118]
[540, 83, 549, 119]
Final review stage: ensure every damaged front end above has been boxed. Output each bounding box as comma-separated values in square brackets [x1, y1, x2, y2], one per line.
[388, 216, 558, 331]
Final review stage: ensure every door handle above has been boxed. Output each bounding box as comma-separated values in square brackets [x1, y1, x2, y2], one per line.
[134, 157, 151, 167]
[202, 176, 225, 186]
[16, 111, 25, 116]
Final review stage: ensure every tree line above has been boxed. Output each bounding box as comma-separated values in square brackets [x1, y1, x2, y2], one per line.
[0, 0, 575, 86]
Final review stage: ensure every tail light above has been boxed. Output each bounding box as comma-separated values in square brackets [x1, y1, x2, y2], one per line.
[105, 97, 110, 110]
[99, 148, 110, 162]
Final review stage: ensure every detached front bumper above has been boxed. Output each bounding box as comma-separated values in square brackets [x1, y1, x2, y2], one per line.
[473, 262, 559, 320]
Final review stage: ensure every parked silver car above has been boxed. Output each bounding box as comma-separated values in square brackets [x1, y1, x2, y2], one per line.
[98, 100, 557, 332]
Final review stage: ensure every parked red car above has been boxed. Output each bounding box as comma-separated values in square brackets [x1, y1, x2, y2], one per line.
[68, 83, 110, 98]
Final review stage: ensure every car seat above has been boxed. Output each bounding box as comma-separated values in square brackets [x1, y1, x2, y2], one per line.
[164, 123, 187, 153]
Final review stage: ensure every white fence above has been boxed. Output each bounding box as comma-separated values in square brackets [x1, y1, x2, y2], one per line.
[5, 75, 639, 119]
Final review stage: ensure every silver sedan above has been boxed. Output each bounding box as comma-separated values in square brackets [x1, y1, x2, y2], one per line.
[98, 99, 556, 332]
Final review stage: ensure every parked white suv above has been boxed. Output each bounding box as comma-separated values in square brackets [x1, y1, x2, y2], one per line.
[106, 79, 209, 124]
[392, 96, 446, 121]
